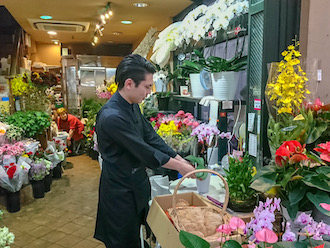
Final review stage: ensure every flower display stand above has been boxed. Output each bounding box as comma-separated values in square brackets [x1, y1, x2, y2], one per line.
[6, 190, 20, 213]
[30, 180, 45, 199]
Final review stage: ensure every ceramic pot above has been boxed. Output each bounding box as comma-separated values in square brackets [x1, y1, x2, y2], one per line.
[211, 71, 239, 100]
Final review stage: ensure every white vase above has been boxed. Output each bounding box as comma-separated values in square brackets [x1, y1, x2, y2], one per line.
[189, 73, 207, 98]
[196, 173, 211, 195]
[155, 79, 167, 92]
[211, 71, 239, 100]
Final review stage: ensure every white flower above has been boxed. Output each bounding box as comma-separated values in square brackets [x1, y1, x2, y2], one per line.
[213, 17, 230, 31]
[191, 5, 208, 19]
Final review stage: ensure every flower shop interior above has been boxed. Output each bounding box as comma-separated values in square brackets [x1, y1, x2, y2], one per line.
[0, 0, 329, 247]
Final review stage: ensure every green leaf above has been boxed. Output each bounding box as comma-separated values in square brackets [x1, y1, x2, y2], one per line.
[185, 155, 205, 168]
[250, 176, 276, 193]
[288, 181, 307, 205]
[252, 165, 277, 180]
[287, 202, 299, 219]
[306, 191, 330, 216]
[179, 230, 210, 248]
[316, 166, 330, 178]
[306, 151, 326, 165]
[272, 241, 307, 248]
[280, 167, 296, 189]
[223, 240, 242, 248]
[306, 121, 327, 144]
[303, 174, 330, 192]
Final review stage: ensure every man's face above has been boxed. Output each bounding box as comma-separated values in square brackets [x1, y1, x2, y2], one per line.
[130, 73, 153, 103]
[59, 112, 68, 121]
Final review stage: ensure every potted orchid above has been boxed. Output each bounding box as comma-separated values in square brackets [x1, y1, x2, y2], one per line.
[179, 198, 330, 248]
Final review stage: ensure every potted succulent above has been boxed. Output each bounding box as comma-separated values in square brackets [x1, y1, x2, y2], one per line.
[224, 153, 257, 212]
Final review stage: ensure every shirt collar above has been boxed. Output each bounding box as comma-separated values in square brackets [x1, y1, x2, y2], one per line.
[110, 91, 132, 110]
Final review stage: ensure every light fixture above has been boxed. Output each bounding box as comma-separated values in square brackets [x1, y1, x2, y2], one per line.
[121, 20, 132, 24]
[52, 39, 59, 45]
[113, 32, 122, 35]
[47, 31, 57, 35]
[133, 3, 148, 7]
[40, 15, 53, 20]
[91, 2, 113, 46]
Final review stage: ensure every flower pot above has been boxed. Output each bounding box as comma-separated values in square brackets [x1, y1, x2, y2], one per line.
[155, 79, 167, 92]
[189, 73, 208, 98]
[196, 173, 211, 195]
[30, 179, 45, 199]
[228, 197, 256, 213]
[44, 174, 52, 192]
[211, 71, 239, 100]
[6, 190, 20, 213]
[91, 150, 99, 160]
[52, 163, 62, 179]
[157, 97, 170, 111]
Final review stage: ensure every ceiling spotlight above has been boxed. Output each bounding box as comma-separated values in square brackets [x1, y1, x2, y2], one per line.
[98, 29, 103, 36]
[47, 31, 57, 35]
[40, 15, 53, 20]
[96, 24, 100, 29]
[133, 3, 148, 7]
[100, 15, 105, 20]
[93, 36, 99, 43]
[108, 10, 113, 16]
[113, 32, 122, 35]
[91, 42, 96, 46]
[105, 13, 110, 19]
[101, 19, 106, 24]
[121, 20, 132, 24]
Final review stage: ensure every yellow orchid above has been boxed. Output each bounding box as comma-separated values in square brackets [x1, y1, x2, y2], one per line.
[266, 43, 309, 115]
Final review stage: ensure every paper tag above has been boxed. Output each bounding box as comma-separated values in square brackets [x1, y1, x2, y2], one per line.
[257, 115, 261, 134]
[254, 99, 261, 110]
[248, 113, 255, 132]
[248, 133, 258, 157]
[317, 69, 322, 81]
[222, 100, 233, 110]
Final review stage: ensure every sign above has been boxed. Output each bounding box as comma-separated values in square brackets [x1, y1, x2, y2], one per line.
[254, 99, 261, 110]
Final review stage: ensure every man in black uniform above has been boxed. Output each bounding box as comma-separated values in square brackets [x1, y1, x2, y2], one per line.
[94, 54, 196, 248]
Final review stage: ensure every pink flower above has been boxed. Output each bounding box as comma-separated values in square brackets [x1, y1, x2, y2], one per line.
[255, 228, 278, 243]
[319, 203, 330, 211]
[295, 212, 312, 226]
[229, 217, 246, 231]
[216, 224, 232, 234]
[282, 222, 296, 241]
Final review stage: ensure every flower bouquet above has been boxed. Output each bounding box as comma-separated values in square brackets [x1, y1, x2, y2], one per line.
[96, 77, 118, 99]
[29, 160, 47, 181]
[0, 161, 28, 193]
[152, 110, 200, 155]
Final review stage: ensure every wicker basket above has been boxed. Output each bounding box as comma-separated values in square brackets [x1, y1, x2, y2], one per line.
[168, 169, 232, 242]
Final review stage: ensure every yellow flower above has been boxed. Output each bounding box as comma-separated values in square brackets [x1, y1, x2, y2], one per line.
[251, 166, 257, 177]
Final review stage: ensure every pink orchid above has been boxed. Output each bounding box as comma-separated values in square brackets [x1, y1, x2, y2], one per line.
[319, 203, 330, 211]
[216, 224, 232, 234]
[255, 228, 278, 243]
[229, 217, 246, 231]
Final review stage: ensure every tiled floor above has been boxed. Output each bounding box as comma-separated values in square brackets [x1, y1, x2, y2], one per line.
[0, 154, 105, 248]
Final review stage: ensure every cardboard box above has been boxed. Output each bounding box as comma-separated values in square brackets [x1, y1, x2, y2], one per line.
[147, 192, 240, 248]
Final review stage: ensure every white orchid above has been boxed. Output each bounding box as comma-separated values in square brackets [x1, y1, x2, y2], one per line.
[151, 0, 249, 67]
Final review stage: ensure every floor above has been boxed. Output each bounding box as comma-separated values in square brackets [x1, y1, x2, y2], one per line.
[0, 154, 106, 248]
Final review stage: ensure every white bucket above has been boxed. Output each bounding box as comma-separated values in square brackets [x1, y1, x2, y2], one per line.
[189, 73, 207, 98]
[211, 71, 239, 100]
[155, 79, 167, 92]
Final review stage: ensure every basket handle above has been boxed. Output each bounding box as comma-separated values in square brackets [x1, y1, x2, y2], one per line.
[172, 169, 229, 211]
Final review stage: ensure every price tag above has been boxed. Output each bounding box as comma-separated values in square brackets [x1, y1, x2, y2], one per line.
[317, 69, 322, 81]
[254, 99, 261, 110]
[222, 100, 233, 110]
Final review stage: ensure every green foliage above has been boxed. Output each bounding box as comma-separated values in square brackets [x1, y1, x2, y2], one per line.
[81, 98, 103, 119]
[179, 49, 208, 75]
[206, 54, 247, 73]
[179, 230, 210, 248]
[250, 161, 330, 219]
[224, 153, 256, 201]
[6, 111, 51, 138]
[184, 155, 208, 180]
[5, 125, 24, 142]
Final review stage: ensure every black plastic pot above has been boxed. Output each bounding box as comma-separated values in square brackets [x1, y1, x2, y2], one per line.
[53, 163, 62, 179]
[6, 190, 21, 213]
[44, 174, 52, 192]
[31, 180, 45, 199]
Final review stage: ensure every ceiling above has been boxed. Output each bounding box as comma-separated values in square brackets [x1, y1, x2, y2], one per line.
[1, 0, 192, 46]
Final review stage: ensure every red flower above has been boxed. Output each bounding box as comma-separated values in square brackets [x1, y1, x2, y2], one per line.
[275, 140, 308, 167]
[27, 152, 33, 155]
[314, 142, 330, 162]
[7, 165, 17, 179]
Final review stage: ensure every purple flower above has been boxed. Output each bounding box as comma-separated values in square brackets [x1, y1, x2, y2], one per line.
[295, 212, 312, 226]
[282, 223, 296, 241]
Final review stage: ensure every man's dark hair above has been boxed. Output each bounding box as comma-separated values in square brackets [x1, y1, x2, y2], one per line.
[115, 54, 156, 90]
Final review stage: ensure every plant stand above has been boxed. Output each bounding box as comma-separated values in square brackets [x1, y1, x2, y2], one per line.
[6, 190, 20, 213]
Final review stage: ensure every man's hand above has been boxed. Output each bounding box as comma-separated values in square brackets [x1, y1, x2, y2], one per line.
[177, 162, 196, 179]
[162, 157, 196, 178]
